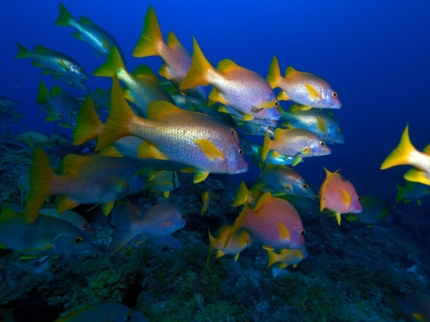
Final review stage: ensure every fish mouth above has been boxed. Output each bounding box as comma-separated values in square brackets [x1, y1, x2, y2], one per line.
[234, 166, 248, 174]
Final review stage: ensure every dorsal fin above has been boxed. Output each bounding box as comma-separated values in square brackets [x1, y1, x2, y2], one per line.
[217, 59, 240, 74]
[147, 100, 188, 120]
[285, 66, 299, 77]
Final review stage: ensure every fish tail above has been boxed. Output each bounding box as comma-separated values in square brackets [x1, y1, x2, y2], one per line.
[108, 202, 138, 253]
[395, 183, 404, 204]
[207, 229, 216, 267]
[261, 131, 272, 161]
[25, 148, 56, 223]
[380, 124, 416, 169]
[15, 42, 31, 59]
[54, 3, 76, 27]
[223, 209, 247, 248]
[93, 46, 125, 78]
[232, 181, 250, 207]
[179, 38, 213, 90]
[133, 5, 164, 57]
[265, 248, 278, 269]
[266, 56, 282, 89]
[95, 74, 134, 151]
[73, 96, 103, 145]
[36, 81, 49, 104]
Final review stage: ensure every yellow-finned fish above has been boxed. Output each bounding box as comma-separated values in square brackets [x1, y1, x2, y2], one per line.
[319, 168, 362, 225]
[180, 38, 279, 121]
[225, 192, 306, 250]
[0, 208, 94, 255]
[94, 75, 248, 183]
[25, 148, 146, 223]
[380, 124, 430, 186]
[133, 5, 205, 100]
[267, 56, 341, 109]
[207, 226, 251, 266]
[265, 247, 308, 269]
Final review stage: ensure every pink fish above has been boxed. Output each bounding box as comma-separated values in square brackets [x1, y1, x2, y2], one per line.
[225, 192, 305, 250]
[319, 168, 362, 225]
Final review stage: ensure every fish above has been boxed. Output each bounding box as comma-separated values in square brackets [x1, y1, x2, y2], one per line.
[226, 192, 306, 250]
[133, 5, 206, 100]
[93, 46, 174, 117]
[144, 169, 180, 198]
[93, 75, 248, 183]
[55, 3, 125, 61]
[380, 124, 430, 186]
[179, 38, 280, 121]
[319, 168, 362, 225]
[262, 128, 331, 163]
[232, 115, 276, 137]
[267, 56, 341, 109]
[25, 147, 147, 223]
[14, 131, 70, 148]
[207, 226, 251, 266]
[0, 110, 23, 124]
[6, 204, 96, 238]
[266, 247, 308, 269]
[53, 74, 89, 91]
[201, 190, 211, 216]
[108, 201, 185, 253]
[280, 105, 344, 144]
[398, 292, 430, 322]
[55, 302, 146, 322]
[15, 43, 89, 79]
[37, 81, 81, 128]
[258, 164, 316, 199]
[346, 195, 391, 226]
[396, 181, 430, 205]
[0, 208, 94, 255]
[0, 95, 21, 108]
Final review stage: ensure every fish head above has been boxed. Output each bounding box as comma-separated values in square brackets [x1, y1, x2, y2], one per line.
[291, 179, 316, 199]
[224, 128, 248, 174]
[309, 139, 332, 156]
[74, 78, 89, 91]
[350, 194, 363, 213]
[53, 232, 95, 254]
[319, 83, 341, 108]
[67, 62, 90, 80]
[81, 221, 97, 238]
[156, 203, 186, 233]
[326, 122, 345, 144]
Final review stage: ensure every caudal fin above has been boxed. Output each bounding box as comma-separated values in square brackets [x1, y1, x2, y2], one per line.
[25, 148, 56, 223]
[265, 248, 278, 269]
[179, 38, 213, 90]
[93, 46, 126, 78]
[133, 5, 164, 58]
[261, 131, 272, 162]
[54, 3, 76, 27]
[108, 202, 138, 253]
[15, 43, 31, 59]
[381, 124, 416, 169]
[95, 74, 135, 151]
[266, 56, 282, 89]
[73, 96, 103, 145]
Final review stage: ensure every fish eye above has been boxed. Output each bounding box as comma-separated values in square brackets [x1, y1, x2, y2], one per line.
[338, 128, 343, 133]
[275, 101, 279, 106]
[267, 126, 273, 130]
[83, 223, 90, 230]
[78, 67, 83, 71]
[300, 230, 305, 236]
[302, 183, 309, 189]
[332, 92, 338, 98]
[238, 148, 243, 155]
[74, 236, 84, 244]
[319, 141, 326, 146]
[231, 129, 237, 134]
[181, 214, 185, 219]
[357, 196, 361, 201]
[70, 110, 76, 116]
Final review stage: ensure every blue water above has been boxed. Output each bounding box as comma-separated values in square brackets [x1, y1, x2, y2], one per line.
[1, 1, 429, 320]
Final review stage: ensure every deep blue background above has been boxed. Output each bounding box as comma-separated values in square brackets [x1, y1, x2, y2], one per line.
[1, 0, 429, 201]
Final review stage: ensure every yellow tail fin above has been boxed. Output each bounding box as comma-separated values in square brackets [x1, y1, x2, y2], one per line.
[73, 96, 103, 145]
[266, 56, 282, 89]
[25, 148, 56, 223]
[95, 74, 135, 151]
[381, 124, 416, 169]
[179, 38, 213, 90]
[93, 46, 126, 78]
[261, 132, 272, 162]
[133, 6, 164, 58]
